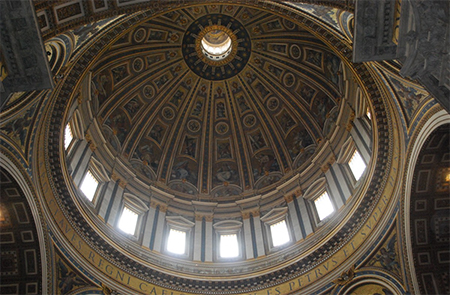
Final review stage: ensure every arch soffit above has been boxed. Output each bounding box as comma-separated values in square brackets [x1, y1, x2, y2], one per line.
[400, 107, 450, 294]
[0, 150, 51, 295]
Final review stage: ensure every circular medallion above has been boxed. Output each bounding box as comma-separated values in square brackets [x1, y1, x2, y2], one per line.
[187, 119, 201, 133]
[283, 73, 296, 87]
[267, 97, 280, 111]
[162, 107, 175, 120]
[134, 28, 146, 43]
[215, 122, 229, 134]
[142, 84, 155, 100]
[243, 114, 256, 128]
[182, 14, 251, 80]
[290, 44, 302, 59]
[133, 58, 144, 72]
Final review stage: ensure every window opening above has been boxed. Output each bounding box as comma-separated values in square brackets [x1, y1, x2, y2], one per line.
[220, 234, 239, 258]
[118, 207, 138, 235]
[366, 107, 371, 120]
[349, 149, 366, 181]
[80, 170, 98, 201]
[64, 124, 73, 150]
[314, 191, 334, 221]
[167, 229, 186, 255]
[201, 30, 232, 61]
[270, 220, 290, 247]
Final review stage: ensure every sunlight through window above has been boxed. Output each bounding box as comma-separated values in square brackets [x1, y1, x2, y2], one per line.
[80, 170, 98, 201]
[64, 124, 73, 150]
[366, 107, 371, 120]
[220, 234, 239, 258]
[315, 191, 334, 221]
[349, 149, 366, 181]
[270, 220, 290, 247]
[167, 229, 186, 255]
[118, 207, 138, 235]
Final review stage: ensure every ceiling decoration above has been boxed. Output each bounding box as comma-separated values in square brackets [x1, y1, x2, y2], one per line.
[182, 13, 251, 80]
[0, 168, 42, 295]
[89, 5, 343, 200]
[38, 1, 399, 293]
[410, 124, 450, 295]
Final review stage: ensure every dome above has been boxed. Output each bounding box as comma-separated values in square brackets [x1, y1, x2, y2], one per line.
[9, 0, 448, 294]
[86, 7, 343, 202]
[56, 3, 377, 286]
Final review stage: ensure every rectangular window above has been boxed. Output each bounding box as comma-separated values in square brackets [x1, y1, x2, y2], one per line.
[167, 229, 186, 255]
[80, 170, 98, 201]
[314, 191, 334, 221]
[64, 124, 73, 150]
[349, 149, 366, 181]
[118, 207, 138, 235]
[220, 234, 239, 258]
[270, 220, 290, 247]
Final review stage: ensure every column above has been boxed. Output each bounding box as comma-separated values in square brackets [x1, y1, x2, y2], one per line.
[251, 212, 265, 258]
[141, 203, 158, 249]
[204, 215, 213, 262]
[105, 183, 124, 226]
[71, 141, 92, 186]
[242, 213, 254, 259]
[193, 215, 203, 261]
[325, 167, 345, 209]
[98, 180, 117, 220]
[296, 196, 313, 236]
[351, 118, 371, 164]
[152, 205, 167, 252]
[285, 195, 303, 242]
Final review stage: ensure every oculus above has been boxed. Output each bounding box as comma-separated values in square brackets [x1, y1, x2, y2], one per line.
[182, 14, 251, 80]
[201, 29, 232, 61]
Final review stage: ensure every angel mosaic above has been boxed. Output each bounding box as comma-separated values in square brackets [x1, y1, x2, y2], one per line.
[369, 234, 400, 273]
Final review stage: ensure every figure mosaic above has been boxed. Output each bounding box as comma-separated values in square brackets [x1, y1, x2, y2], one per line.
[305, 49, 322, 67]
[249, 132, 267, 152]
[217, 141, 232, 159]
[111, 65, 128, 84]
[57, 259, 87, 294]
[124, 98, 140, 118]
[149, 124, 165, 144]
[215, 163, 238, 184]
[369, 234, 400, 273]
[171, 160, 197, 184]
[134, 143, 159, 170]
[182, 136, 197, 158]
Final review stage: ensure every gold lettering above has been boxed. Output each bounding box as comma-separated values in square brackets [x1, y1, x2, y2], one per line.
[289, 282, 296, 291]
[88, 251, 96, 263]
[116, 270, 124, 282]
[105, 265, 113, 275]
[305, 273, 311, 282]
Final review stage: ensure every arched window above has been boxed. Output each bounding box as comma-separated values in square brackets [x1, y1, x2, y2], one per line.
[80, 170, 99, 202]
[117, 194, 149, 238]
[213, 220, 242, 260]
[118, 206, 138, 235]
[270, 220, 290, 247]
[165, 215, 194, 257]
[348, 149, 366, 181]
[167, 229, 186, 255]
[64, 124, 73, 150]
[261, 207, 291, 250]
[314, 191, 334, 221]
[219, 234, 239, 258]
